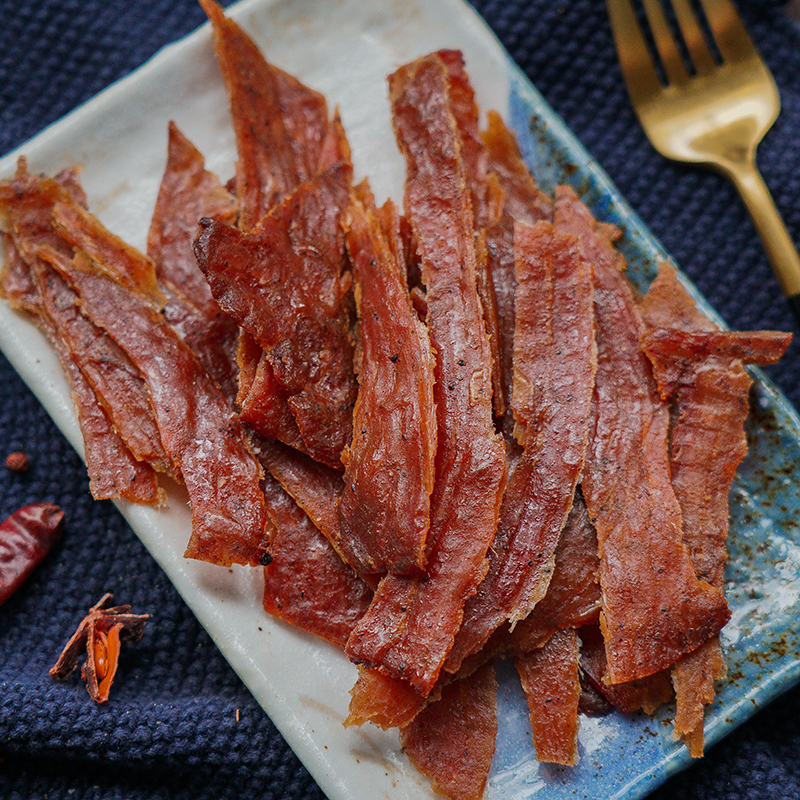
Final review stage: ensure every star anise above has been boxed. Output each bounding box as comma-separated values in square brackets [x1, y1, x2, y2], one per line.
[49, 593, 150, 703]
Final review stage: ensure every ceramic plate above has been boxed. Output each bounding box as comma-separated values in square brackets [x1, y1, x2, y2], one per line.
[1, 0, 799, 798]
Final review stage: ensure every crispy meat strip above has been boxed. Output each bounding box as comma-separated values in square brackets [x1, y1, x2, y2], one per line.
[34, 199, 269, 566]
[345, 667, 427, 730]
[235, 331, 306, 450]
[200, 0, 328, 228]
[51, 200, 165, 308]
[147, 121, 240, 400]
[35, 265, 174, 475]
[345, 54, 507, 696]
[639, 262, 790, 755]
[194, 164, 356, 470]
[445, 220, 595, 674]
[201, 0, 341, 435]
[554, 186, 730, 684]
[0, 162, 171, 475]
[481, 111, 552, 416]
[338, 189, 436, 576]
[516, 628, 581, 766]
[0, 234, 161, 504]
[455, 488, 600, 678]
[400, 662, 497, 800]
[262, 471, 372, 648]
[438, 50, 504, 416]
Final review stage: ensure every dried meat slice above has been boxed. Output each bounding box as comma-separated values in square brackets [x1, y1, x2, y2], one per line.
[481, 111, 552, 415]
[345, 667, 427, 730]
[445, 220, 595, 674]
[147, 121, 240, 400]
[345, 53, 507, 696]
[338, 189, 436, 576]
[262, 471, 372, 648]
[638, 262, 790, 754]
[400, 661, 497, 800]
[40, 242, 269, 567]
[516, 628, 581, 766]
[554, 185, 729, 684]
[438, 51, 504, 416]
[194, 164, 356, 470]
[455, 488, 600, 679]
[0, 234, 161, 505]
[200, 0, 327, 229]
[0, 162, 171, 476]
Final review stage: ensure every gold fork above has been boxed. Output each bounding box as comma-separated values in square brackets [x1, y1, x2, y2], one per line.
[606, 0, 800, 317]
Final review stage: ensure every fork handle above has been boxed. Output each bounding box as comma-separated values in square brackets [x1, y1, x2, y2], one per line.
[724, 158, 800, 317]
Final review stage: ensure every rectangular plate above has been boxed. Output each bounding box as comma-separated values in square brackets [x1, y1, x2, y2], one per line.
[2, 0, 800, 798]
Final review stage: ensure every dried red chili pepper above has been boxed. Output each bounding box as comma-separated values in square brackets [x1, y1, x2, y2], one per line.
[49, 593, 150, 703]
[0, 502, 64, 606]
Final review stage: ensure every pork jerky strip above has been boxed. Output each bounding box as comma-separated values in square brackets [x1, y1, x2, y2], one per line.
[0, 235, 161, 504]
[147, 122, 240, 401]
[34, 200, 269, 566]
[201, 0, 340, 436]
[346, 53, 507, 696]
[516, 627, 582, 766]
[338, 189, 436, 576]
[0, 162, 172, 475]
[639, 262, 790, 755]
[262, 471, 372, 648]
[200, 0, 328, 228]
[481, 111, 552, 418]
[195, 164, 356, 470]
[400, 661, 497, 800]
[555, 186, 729, 684]
[454, 488, 600, 679]
[445, 220, 595, 674]
[437, 50, 505, 415]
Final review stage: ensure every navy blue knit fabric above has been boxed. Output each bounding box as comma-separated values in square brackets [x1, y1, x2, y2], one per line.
[0, 1, 799, 799]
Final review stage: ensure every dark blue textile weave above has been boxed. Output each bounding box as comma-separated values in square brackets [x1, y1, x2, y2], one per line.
[0, 0, 798, 798]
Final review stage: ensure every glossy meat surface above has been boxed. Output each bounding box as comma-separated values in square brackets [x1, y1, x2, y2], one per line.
[516, 628, 581, 765]
[262, 472, 371, 648]
[555, 186, 729, 684]
[345, 54, 507, 695]
[194, 164, 356, 469]
[338, 191, 436, 576]
[400, 662, 497, 800]
[445, 220, 595, 673]
[147, 121, 240, 400]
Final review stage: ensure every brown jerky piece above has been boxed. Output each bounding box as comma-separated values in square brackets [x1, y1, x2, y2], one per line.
[0, 503, 64, 606]
[578, 622, 673, 715]
[262, 472, 371, 648]
[147, 121, 240, 400]
[42, 245, 268, 567]
[200, 0, 328, 229]
[438, 51, 504, 415]
[446, 220, 595, 674]
[455, 488, 601, 679]
[639, 262, 790, 754]
[516, 628, 582, 766]
[194, 164, 356, 470]
[235, 331, 306, 450]
[345, 667, 427, 730]
[555, 186, 729, 684]
[481, 111, 552, 416]
[400, 662, 497, 800]
[0, 168, 163, 503]
[338, 190, 436, 576]
[346, 54, 507, 696]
